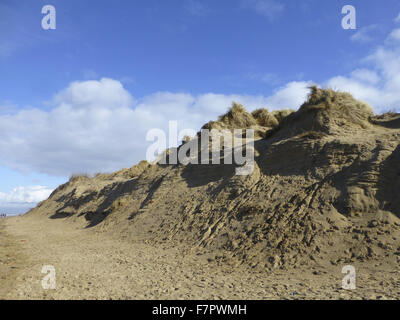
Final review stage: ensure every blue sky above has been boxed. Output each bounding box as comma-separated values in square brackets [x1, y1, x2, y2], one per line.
[1, 0, 400, 213]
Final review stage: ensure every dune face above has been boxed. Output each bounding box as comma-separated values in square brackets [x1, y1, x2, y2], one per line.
[26, 88, 400, 271]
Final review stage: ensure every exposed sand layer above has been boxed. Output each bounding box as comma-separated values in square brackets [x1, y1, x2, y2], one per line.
[1, 216, 399, 300]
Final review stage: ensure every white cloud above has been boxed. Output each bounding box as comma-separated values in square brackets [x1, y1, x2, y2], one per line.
[53, 78, 134, 109]
[386, 28, 400, 43]
[263, 81, 311, 108]
[350, 69, 380, 85]
[0, 101, 18, 115]
[351, 25, 379, 43]
[0, 78, 310, 176]
[325, 29, 400, 113]
[395, 12, 400, 23]
[241, 0, 285, 21]
[0, 186, 53, 206]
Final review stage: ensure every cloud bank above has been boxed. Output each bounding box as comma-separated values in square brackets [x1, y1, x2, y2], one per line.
[0, 185, 53, 214]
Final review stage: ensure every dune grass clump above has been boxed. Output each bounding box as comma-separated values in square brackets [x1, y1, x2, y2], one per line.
[271, 109, 295, 123]
[201, 120, 224, 131]
[218, 102, 257, 128]
[301, 86, 373, 117]
[251, 108, 279, 127]
[69, 173, 90, 183]
[301, 85, 335, 111]
[298, 86, 374, 129]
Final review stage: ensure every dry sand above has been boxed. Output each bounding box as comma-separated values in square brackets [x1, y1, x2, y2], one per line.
[1, 215, 399, 300]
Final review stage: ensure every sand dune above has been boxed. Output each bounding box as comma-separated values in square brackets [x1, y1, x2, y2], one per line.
[1, 88, 399, 299]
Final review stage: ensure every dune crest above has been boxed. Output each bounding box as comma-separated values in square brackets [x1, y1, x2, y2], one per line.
[27, 87, 400, 269]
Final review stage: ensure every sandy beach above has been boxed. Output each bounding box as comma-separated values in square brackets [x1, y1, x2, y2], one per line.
[1, 215, 399, 300]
